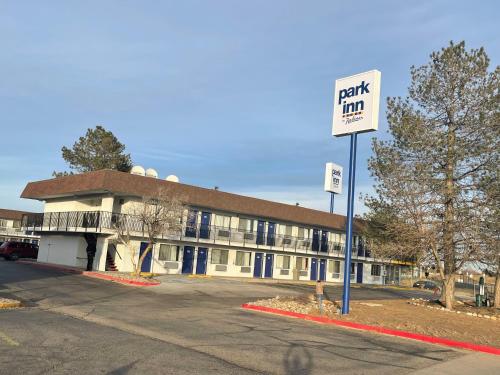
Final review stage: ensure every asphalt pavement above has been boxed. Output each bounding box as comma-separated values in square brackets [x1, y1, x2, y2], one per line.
[1, 259, 498, 374]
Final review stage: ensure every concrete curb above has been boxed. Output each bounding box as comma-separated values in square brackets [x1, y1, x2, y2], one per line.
[188, 274, 212, 279]
[241, 303, 500, 356]
[15, 260, 160, 287]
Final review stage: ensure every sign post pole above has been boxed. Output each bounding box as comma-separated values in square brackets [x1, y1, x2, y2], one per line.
[331, 70, 381, 315]
[330, 193, 334, 213]
[341, 132, 357, 314]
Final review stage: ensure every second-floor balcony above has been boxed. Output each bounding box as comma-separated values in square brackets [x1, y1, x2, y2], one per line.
[22, 210, 373, 258]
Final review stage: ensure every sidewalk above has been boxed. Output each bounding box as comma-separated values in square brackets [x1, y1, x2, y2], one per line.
[410, 352, 500, 374]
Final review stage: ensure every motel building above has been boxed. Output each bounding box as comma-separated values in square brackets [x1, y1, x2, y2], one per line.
[20, 169, 412, 285]
[0, 208, 40, 245]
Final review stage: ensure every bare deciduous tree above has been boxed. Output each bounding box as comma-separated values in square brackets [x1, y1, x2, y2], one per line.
[113, 189, 185, 278]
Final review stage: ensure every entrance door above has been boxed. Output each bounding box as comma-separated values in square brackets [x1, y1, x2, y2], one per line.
[356, 262, 364, 283]
[266, 222, 275, 246]
[139, 242, 152, 273]
[195, 247, 208, 274]
[319, 259, 326, 281]
[253, 252, 263, 278]
[199, 212, 211, 239]
[264, 254, 274, 278]
[310, 258, 318, 280]
[182, 246, 195, 274]
[185, 210, 198, 238]
[256, 221, 265, 245]
[312, 229, 319, 251]
[320, 231, 329, 252]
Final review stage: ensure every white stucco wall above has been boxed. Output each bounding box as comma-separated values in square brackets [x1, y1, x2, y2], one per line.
[38, 234, 87, 268]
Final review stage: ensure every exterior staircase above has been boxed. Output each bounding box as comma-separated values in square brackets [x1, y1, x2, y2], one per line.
[105, 251, 118, 272]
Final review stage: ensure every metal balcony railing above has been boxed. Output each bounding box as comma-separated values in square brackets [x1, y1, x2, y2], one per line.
[22, 211, 116, 233]
[22, 210, 373, 257]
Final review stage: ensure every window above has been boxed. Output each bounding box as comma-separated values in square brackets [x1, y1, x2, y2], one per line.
[296, 257, 309, 270]
[276, 255, 291, 270]
[328, 260, 341, 275]
[0, 219, 7, 228]
[371, 264, 381, 276]
[278, 224, 293, 237]
[235, 251, 251, 266]
[214, 214, 231, 228]
[238, 218, 253, 232]
[297, 227, 309, 239]
[158, 244, 179, 261]
[211, 249, 229, 265]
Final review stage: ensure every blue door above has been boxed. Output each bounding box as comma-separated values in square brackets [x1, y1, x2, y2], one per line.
[319, 259, 326, 281]
[357, 238, 365, 257]
[357, 263, 363, 283]
[185, 210, 198, 238]
[253, 252, 263, 278]
[256, 220, 265, 245]
[266, 222, 275, 246]
[196, 247, 208, 274]
[320, 231, 328, 252]
[182, 246, 194, 274]
[139, 242, 152, 273]
[312, 229, 319, 251]
[199, 212, 211, 239]
[264, 254, 274, 278]
[310, 258, 318, 280]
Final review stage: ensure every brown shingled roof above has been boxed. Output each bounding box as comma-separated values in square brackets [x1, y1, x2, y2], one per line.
[0, 208, 34, 221]
[21, 170, 360, 232]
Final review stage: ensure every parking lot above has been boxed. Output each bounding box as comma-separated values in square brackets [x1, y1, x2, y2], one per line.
[1, 260, 498, 374]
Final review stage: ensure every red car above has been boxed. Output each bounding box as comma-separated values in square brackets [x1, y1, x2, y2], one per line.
[0, 241, 38, 260]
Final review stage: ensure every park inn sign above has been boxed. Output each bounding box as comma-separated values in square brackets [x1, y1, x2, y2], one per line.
[332, 70, 381, 136]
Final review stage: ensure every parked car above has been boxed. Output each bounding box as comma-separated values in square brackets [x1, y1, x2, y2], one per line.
[413, 280, 439, 290]
[0, 241, 38, 260]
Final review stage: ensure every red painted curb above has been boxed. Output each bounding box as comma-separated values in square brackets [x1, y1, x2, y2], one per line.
[15, 260, 159, 287]
[241, 304, 500, 356]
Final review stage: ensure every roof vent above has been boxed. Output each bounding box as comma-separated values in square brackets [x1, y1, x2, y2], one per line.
[165, 175, 180, 183]
[131, 165, 145, 176]
[145, 168, 158, 178]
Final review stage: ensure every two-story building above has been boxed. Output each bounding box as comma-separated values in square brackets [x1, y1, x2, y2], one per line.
[20, 169, 411, 284]
[0, 208, 40, 245]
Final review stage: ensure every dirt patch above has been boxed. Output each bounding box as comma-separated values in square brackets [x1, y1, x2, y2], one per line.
[250, 294, 500, 348]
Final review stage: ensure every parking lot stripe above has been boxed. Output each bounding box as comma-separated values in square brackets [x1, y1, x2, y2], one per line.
[0, 330, 20, 346]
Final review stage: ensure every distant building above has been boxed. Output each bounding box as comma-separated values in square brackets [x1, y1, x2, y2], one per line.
[20, 169, 413, 284]
[0, 208, 40, 244]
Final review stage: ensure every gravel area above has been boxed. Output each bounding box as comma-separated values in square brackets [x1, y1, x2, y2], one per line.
[251, 294, 340, 316]
[89, 271, 159, 284]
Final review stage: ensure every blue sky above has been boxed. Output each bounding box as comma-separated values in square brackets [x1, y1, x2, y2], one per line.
[1, 1, 498, 214]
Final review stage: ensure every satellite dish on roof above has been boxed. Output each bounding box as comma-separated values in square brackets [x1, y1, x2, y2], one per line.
[145, 168, 158, 178]
[166, 175, 180, 183]
[131, 165, 145, 176]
